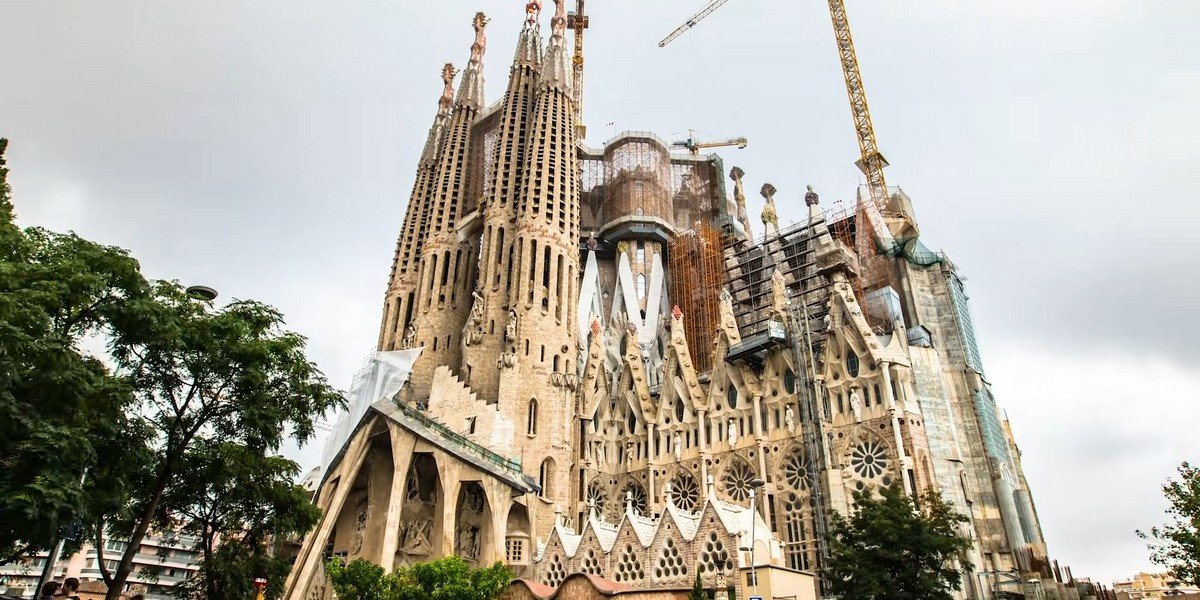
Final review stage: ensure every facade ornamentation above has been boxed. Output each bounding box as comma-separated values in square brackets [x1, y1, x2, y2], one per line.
[288, 5, 1058, 599]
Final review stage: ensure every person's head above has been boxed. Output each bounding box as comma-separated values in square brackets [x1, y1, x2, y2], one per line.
[39, 581, 60, 597]
[62, 578, 79, 593]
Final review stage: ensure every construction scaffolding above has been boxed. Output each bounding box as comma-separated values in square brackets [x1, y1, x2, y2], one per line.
[577, 133, 734, 237]
[666, 224, 724, 373]
[723, 218, 831, 353]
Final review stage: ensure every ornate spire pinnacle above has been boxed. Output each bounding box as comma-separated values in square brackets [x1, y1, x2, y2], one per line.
[551, 0, 567, 37]
[439, 63, 457, 113]
[514, 1, 545, 67]
[419, 64, 457, 166]
[455, 12, 488, 110]
[730, 166, 753, 239]
[805, 184, 825, 225]
[760, 182, 779, 238]
[540, 0, 572, 92]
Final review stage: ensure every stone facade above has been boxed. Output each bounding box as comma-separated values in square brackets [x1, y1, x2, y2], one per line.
[285, 3, 1058, 599]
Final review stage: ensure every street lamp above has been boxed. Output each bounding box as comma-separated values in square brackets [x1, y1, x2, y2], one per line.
[186, 285, 218, 301]
[748, 477, 766, 598]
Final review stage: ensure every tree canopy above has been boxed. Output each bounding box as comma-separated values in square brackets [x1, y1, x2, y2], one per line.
[0, 137, 152, 564]
[1138, 461, 1200, 587]
[0, 139, 343, 600]
[326, 556, 512, 600]
[823, 485, 973, 600]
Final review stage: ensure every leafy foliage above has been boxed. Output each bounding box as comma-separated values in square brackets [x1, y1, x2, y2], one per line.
[98, 282, 343, 599]
[1138, 462, 1200, 586]
[0, 138, 153, 563]
[168, 442, 321, 600]
[326, 556, 512, 600]
[0, 140, 342, 599]
[689, 568, 705, 600]
[823, 485, 973, 600]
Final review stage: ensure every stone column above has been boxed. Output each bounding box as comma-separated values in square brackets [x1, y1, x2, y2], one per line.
[378, 424, 414, 571]
[439, 463, 462, 558]
[285, 423, 374, 598]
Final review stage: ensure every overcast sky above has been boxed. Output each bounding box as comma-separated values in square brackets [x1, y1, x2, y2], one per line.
[2, 0, 1197, 587]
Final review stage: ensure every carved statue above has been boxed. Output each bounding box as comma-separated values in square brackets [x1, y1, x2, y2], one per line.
[785, 405, 797, 434]
[727, 419, 738, 446]
[399, 519, 432, 556]
[805, 184, 819, 207]
[730, 166, 754, 239]
[462, 288, 484, 347]
[401, 322, 417, 350]
[850, 389, 863, 423]
[760, 183, 779, 238]
[456, 525, 480, 561]
[525, 0, 541, 24]
[625, 441, 634, 469]
[771, 268, 787, 317]
[673, 432, 683, 460]
[505, 309, 518, 343]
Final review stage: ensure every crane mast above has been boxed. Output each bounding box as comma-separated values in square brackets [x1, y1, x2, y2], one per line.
[826, 0, 892, 247]
[570, 0, 589, 137]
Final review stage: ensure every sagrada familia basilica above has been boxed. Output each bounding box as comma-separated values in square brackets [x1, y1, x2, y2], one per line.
[283, 2, 1062, 598]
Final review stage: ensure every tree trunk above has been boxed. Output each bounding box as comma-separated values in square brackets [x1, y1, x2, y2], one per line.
[104, 470, 172, 600]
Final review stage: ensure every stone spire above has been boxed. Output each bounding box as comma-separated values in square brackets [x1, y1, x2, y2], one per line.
[377, 65, 457, 350]
[460, 0, 548, 402]
[730, 166, 753, 240]
[760, 182, 779, 238]
[540, 0, 572, 93]
[514, 1, 545, 67]
[406, 14, 492, 396]
[501, 0, 582, 538]
[456, 13, 489, 110]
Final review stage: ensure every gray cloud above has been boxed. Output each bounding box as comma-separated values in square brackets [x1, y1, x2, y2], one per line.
[2, 0, 1198, 585]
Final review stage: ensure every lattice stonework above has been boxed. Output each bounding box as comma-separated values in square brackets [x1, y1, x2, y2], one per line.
[700, 531, 734, 576]
[614, 544, 645, 582]
[543, 553, 566, 588]
[654, 537, 688, 580]
[580, 548, 602, 576]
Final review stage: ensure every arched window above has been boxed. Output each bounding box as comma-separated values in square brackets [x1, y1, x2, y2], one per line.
[784, 370, 797, 394]
[527, 398, 538, 436]
[539, 458, 555, 498]
[727, 385, 739, 409]
[846, 353, 860, 378]
[636, 274, 647, 300]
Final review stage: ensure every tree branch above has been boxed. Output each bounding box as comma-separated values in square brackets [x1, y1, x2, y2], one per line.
[0, 543, 35, 567]
[95, 525, 113, 587]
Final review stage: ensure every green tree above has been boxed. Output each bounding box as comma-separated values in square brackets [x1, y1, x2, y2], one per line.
[168, 442, 322, 600]
[823, 485, 973, 600]
[689, 568, 705, 600]
[327, 556, 512, 600]
[0, 137, 153, 564]
[1138, 462, 1200, 587]
[96, 283, 343, 599]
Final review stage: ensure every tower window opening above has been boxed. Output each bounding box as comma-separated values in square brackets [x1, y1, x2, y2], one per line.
[527, 398, 538, 436]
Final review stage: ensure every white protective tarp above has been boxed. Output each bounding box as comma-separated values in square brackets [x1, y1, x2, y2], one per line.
[318, 348, 422, 478]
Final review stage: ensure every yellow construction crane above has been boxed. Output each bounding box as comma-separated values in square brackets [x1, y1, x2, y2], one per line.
[659, 0, 911, 245]
[671, 129, 748, 155]
[658, 0, 735, 48]
[569, 0, 589, 137]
